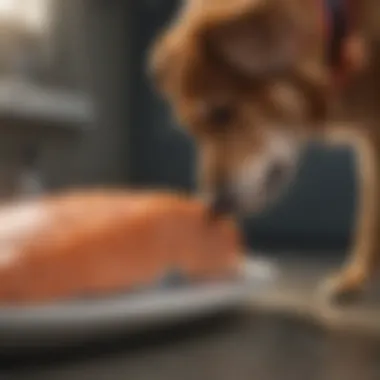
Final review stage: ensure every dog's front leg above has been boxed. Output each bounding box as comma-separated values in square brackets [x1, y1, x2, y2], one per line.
[320, 129, 380, 303]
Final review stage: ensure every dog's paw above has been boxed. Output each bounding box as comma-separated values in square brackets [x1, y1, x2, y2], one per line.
[318, 271, 365, 305]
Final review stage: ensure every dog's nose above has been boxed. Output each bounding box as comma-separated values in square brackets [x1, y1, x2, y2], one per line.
[208, 184, 235, 218]
[265, 162, 288, 191]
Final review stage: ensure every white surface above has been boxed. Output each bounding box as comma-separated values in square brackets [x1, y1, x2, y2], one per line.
[0, 257, 279, 349]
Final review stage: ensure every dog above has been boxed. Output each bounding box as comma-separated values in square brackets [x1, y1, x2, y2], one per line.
[148, 0, 380, 303]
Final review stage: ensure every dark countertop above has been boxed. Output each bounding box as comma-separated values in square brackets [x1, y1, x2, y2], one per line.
[2, 254, 380, 380]
[248, 256, 380, 337]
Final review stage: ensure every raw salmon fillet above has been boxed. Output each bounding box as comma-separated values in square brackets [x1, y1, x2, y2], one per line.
[0, 190, 242, 304]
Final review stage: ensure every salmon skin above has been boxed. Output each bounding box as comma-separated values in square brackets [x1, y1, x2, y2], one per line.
[0, 190, 243, 304]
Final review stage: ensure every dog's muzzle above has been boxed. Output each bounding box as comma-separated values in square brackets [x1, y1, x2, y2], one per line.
[208, 159, 293, 218]
[208, 183, 236, 218]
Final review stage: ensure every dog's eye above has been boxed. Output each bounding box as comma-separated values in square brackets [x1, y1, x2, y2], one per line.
[208, 105, 234, 129]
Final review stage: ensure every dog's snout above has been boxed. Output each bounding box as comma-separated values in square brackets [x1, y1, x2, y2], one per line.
[208, 184, 235, 218]
[265, 162, 288, 191]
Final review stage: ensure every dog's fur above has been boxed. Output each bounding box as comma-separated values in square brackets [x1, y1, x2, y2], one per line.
[149, 0, 380, 302]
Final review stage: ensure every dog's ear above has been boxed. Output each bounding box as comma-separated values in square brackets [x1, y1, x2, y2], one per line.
[148, 0, 200, 97]
[148, 29, 182, 97]
[200, 0, 319, 78]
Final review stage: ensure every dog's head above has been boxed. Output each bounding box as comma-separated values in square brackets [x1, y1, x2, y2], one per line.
[149, 0, 331, 213]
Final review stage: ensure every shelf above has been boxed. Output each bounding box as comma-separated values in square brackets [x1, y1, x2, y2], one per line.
[0, 79, 94, 139]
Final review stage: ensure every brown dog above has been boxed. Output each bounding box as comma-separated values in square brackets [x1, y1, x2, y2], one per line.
[149, 0, 380, 302]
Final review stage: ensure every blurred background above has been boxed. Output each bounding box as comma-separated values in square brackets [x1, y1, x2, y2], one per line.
[0, 0, 355, 255]
[0, 1, 377, 379]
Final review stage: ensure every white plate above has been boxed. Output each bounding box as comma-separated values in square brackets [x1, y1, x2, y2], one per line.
[0, 257, 278, 350]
